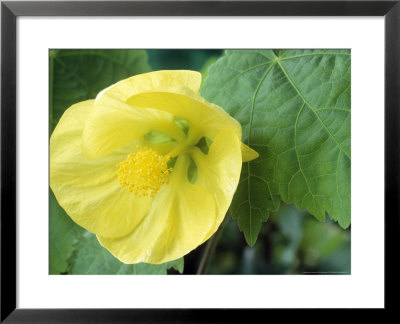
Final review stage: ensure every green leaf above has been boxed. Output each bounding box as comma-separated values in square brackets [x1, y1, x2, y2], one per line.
[69, 232, 184, 275]
[49, 49, 150, 132]
[200, 56, 220, 83]
[201, 50, 351, 245]
[49, 191, 85, 274]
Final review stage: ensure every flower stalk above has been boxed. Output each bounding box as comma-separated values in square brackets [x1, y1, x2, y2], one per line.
[197, 211, 231, 275]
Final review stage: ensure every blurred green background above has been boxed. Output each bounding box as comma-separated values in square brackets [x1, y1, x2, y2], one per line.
[50, 49, 350, 275]
[190, 204, 350, 274]
[147, 49, 222, 72]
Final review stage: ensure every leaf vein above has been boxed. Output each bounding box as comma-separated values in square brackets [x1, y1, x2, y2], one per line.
[294, 102, 315, 199]
[277, 60, 351, 160]
[280, 52, 350, 61]
[54, 56, 96, 98]
[213, 62, 273, 101]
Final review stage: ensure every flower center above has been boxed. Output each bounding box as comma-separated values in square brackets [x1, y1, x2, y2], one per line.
[118, 146, 172, 196]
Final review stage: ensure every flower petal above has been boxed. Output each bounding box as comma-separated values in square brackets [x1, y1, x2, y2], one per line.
[81, 101, 181, 158]
[191, 127, 242, 241]
[126, 90, 242, 142]
[96, 70, 202, 102]
[50, 100, 151, 238]
[98, 155, 217, 264]
[241, 142, 259, 162]
[81, 70, 200, 158]
[128, 89, 259, 163]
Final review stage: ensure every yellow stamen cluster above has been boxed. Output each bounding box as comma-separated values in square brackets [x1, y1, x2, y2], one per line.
[118, 146, 172, 197]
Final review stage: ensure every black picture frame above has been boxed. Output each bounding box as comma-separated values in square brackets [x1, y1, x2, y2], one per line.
[1, 0, 399, 321]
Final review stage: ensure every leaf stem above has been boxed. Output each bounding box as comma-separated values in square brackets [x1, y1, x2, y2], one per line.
[196, 211, 230, 275]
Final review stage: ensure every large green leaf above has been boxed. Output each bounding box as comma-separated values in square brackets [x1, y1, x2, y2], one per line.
[69, 233, 184, 275]
[49, 191, 85, 274]
[49, 49, 150, 132]
[201, 50, 351, 245]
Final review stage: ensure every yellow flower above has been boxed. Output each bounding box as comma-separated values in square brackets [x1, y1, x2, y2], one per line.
[50, 70, 258, 264]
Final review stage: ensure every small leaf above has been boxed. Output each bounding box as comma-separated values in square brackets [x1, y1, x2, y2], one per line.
[49, 191, 85, 274]
[49, 49, 150, 132]
[69, 232, 183, 275]
[201, 50, 351, 245]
